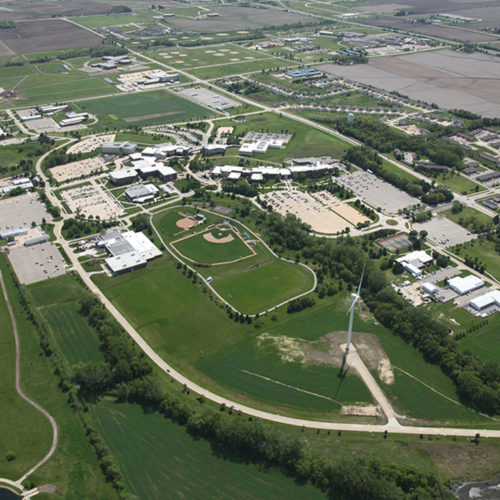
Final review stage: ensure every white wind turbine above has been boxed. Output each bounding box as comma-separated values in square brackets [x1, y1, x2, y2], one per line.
[344, 263, 365, 359]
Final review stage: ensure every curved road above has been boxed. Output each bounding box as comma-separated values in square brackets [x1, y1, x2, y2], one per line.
[0, 271, 59, 490]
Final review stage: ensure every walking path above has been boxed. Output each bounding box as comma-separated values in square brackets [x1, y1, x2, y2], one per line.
[0, 271, 58, 492]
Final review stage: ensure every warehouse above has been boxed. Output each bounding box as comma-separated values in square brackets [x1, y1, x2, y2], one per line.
[99, 230, 162, 274]
[448, 275, 484, 295]
[396, 250, 433, 269]
[422, 282, 439, 295]
[469, 290, 500, 312]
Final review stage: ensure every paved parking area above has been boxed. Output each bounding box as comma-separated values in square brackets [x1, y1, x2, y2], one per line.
[0, 194, 52, 233]
[8, 242, 66, 284]
[413, 215, 476, 248]
[336, 171, 419, 214]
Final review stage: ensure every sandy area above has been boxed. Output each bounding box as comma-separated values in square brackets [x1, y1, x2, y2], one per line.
[50, 157, 106, 182]
[269, 190, 350, 234]
[176, 216, 198, 229]
[203, 231, 234, 243]
[67, 134, 115, 155]
[314, 191, 370, 226]
[341, 405, 380, 417]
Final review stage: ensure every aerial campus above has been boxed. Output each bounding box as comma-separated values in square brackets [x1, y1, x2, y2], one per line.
[0, 0, 500, 499]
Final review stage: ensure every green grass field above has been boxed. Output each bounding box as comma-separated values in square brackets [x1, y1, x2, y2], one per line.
[155, 208, 315, 314]
[172, 228, 254, 264]
[451, 238, 500, 282]
[92, 401, 325, 500]
[214, 112, 348, 162]
[443, 207, 493, 233]
[0, 258, 117, 497]
[189, 58, 297, 79]
[436, 173, 483, 195]
[74, 89, 215, 127]
[458, 314, 500, 364]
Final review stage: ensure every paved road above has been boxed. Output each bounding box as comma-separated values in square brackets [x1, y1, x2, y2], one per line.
[0, 271, 58, 489]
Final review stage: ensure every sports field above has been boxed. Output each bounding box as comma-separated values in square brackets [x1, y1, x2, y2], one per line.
[155, 208, 315, 314]
[93, 401, 324, 500]
[74, 90, 215, 127]
[172, 227, 254, 265]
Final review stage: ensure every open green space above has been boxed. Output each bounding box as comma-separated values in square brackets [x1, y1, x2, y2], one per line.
[155, 208, 315, 314]
[458, 314, 500, 364]
[0, 271, 53, 480]
[0, 257, 117, 497]
[451, 238, 500, 282]
[214, 112, 349, 162]
[172, 228, 254, 264]
[443, 207, 494, 233]
[435, 172, 483, 195]
[92, 401, 325, 500]
[74, 89, 215, 128]
[0, 139, 54, 178]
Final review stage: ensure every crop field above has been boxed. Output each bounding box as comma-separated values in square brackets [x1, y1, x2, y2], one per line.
[74, 90, 215, 127]
[172, 228, 254, 265]
[215, 112, 349, 161]
[69, 12, 159, 29]
[155, 209, 314, 314]
[93, 402, 324, 500]
[0, 19, 101, 54]
[0, 270, 53, 479]
[151, 43, 271, 70]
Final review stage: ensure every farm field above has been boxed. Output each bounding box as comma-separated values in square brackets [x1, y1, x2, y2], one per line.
[74, 90, 215, 127]
[154, 208, 315, 314]
[214, 112, 349, 162]
[451, 238, 500, 282]
[0, 257, 117, 497]
[92, 401, 325, 500]
[69, 12, 159, 28]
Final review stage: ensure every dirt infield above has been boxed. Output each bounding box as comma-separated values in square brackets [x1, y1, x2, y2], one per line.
[203, 231, 234, 244]
[176, 215, 198, 230]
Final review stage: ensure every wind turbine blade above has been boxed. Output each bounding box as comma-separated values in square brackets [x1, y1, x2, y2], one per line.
[357, 262, 366, 296]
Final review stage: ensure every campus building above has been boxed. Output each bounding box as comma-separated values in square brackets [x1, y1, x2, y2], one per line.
[448, 275, 484, 295]
[102, 142, 137, 155]
[396, 250, 433, 278]
[469, 290, 500, 315]
[125, 184, 159, 203]
[99, 230, 162, 274]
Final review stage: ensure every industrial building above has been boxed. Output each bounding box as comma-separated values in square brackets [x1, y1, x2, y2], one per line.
[102, 141, 137, 155]
[99, 230, 162, 274]
[448, 275, 484, 295]
[396, 250, 433, 277]
[139, 71, 179, 85]
[421, 282, 439, 295]
[125, 184, 159, 203]
[285, 68, 323, 79]
[1, 227, 27, 240]
[24, 234, 50, 246]
[469, 290, 500, 313]
[177, 86, 238, 111]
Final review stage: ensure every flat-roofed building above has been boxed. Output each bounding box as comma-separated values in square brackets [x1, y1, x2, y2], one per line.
[109, 168, 139, 185]
[125, 183, 159, 203]
[469, 290, 500, 311]
[448, 275, 484, 295]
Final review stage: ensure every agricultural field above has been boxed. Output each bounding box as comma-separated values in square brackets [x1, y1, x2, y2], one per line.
[69, 11, 159, 29]
[92, 401, 325, 500]
[214, 112, 349, 162]
[73, 90, 216, 127]
[155, 208, 315, 314]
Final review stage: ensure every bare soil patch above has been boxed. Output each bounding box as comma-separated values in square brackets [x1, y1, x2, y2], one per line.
[176, 216, 198, 230]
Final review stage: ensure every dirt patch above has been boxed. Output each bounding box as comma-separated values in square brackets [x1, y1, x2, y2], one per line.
[342, 405, 380, 417]
[176, 216, 198, 230]
[258, 330, 394, 384]
[203, 231, 234, 243]
[123, 111, 179, 122]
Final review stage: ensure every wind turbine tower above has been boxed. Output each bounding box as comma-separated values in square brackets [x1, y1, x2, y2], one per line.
[344, 264, 365, 359]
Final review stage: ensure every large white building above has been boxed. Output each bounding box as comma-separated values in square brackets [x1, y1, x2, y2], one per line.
[469, 290, 500, 312]
[448, 275, 484, 295]
[99, 230, 162, 274]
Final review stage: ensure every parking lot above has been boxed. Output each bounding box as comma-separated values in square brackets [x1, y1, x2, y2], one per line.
[8, 242, 66, 284]
[67, 134, 115, 154]
[336, 170, 420, 214]
[413, 215, 476, 248]
[60, 183, 124, 219]
[50, 157, 107, 183]
[0, 194, 52, 233]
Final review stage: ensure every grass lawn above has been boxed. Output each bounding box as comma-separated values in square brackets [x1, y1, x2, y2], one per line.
[214, 112, 349, 162]
[0, 257, 117, 497]
[172, 228, 254, 264]
[443, 207, 494, 233]
[458, 314, 500, 364]
[74, 89, 215, 127]
[0, 269, 53, 480]
[451, 238, 500, 282]
[436, 173, 484, 195]
[0, 140, 54, 178]
[92, 401, 325, 500]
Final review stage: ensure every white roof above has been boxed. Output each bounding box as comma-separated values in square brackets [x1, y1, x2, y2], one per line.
[469, 290, 500, 309]
[251, 173, 264, 181]
[122, 231, 162, 260]
[106, 252, 147, 273]
[239, 143, 255, 154]
[397, 251, 433, 266]
[228, 172, 241, 180]
[110, 168, 138, 180]
[157, 166, 177, 177]
[422, 282, 439, 294]
[142, 147, 158, 156]
[129, 152, 142, 161]
[448, 275, 484, 295]
[402, 262, 421, 277]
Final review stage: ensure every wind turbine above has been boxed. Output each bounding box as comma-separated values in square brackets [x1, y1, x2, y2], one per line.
[344, 263, 365, 360]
